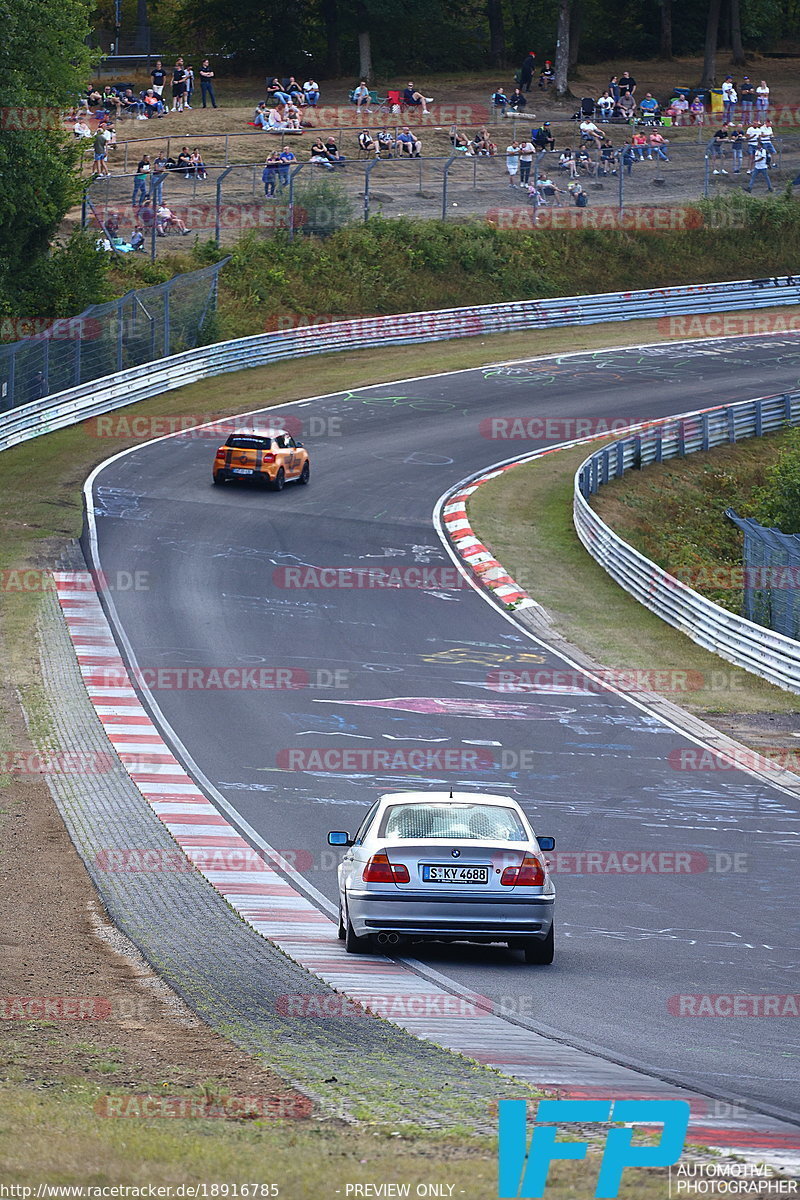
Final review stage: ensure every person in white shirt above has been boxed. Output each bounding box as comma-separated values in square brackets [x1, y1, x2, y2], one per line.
[505, 141, 520, 186]
[518, 139, 535, 186]
[721, 77, 737, 122]
[596, 92, 614, 122]
[756, 81, 770, 114]
[579, 119, 603, 147]
[748, 145, 773, 191]
[304, 80, 319, 107]
[73, 118, 92, 138]
[758, 121, 775, 158]
[353, 81, 371, 112]
[667, 95, 689, 126]
[745, 123, 761, 171]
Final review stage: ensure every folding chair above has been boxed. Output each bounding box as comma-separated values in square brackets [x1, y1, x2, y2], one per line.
[378, 89, 405, 116]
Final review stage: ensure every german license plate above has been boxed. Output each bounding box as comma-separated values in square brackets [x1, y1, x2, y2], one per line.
[232, 467, 253, 475]
[422, 864, 489, 884]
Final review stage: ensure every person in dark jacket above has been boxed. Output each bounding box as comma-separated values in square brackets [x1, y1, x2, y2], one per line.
[519, 52, 536, 92]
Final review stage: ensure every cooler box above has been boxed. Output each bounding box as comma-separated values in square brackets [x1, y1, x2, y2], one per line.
[710, 88, 724, 113]
[661, 115, 672, 126]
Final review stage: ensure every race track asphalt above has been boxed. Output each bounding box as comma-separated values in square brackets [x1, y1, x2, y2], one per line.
[84, 336, 800, 1121]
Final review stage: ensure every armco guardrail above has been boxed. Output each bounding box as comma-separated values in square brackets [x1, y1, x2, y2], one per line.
[2, 273, 800, 456]
[573, 393, 800, 693]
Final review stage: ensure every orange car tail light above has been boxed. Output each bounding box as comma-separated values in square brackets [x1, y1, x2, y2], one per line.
[262, 454, 276, 464]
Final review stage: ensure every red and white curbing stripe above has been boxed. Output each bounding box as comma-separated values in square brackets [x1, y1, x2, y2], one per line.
[442, 469, 535, 609]
[54, 570, 800, 1161]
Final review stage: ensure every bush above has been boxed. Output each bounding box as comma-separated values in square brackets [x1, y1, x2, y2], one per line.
[751, 426, 800, 534]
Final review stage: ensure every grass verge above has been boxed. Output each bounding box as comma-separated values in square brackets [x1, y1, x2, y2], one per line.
[467, 439, 799, 723]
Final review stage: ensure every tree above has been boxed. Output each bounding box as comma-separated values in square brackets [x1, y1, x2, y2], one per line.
[554, 0, 572, 96]
[659, 0, 673, 58]
[752, 428, 800, 534]
[487, 0, 507, 66]
[699, 0, 722, 87]
[730, 0, 745, 63]
[0, 0, 96, 315]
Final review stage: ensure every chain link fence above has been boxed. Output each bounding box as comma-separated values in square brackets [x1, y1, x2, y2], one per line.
[725, 510, 800, 640]
[83, 127, 799, 255]
[0, 260, 226, 412]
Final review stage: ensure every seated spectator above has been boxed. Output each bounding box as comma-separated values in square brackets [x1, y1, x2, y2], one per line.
[377, 129, 395, 156]
[579, 117, 603, 147]
[449, 125, 470, 150]
[120, 89, 146, 118]
[190, 148, 207, 179]
[649, 130, 669, 161]
[558, 148, 578, 177]
[323, 136, 345, 164]
[531, 122, 554, 151]
[538, 61, 554, 89]
[397, 127, 422, 156]
[471, 126, 496, 155]
[403, 82, 433, 115]
[284, 77, 306, 103]
[143, 89, 165, 117]
[492, 86, 509, 116]
[304, 79, 320, 106]
[86, 87, 103, 108]
[508, 87, 527, 112]
[73, 117, 92, 138]
[130, 224, 145, 252]
[268, 103, 299, 132]
[358, 129, 380, 157]
[253, 102, 270, 128]
[639, 93, 660, 122]
[567, 180, 588, 206]
[631, 131, 650, 159]
[267, 77, 291, 104]
[352, 80, 371, 111]
[157, 204, 191, 235]
[104, 210, 121, 237]
[618, 92, 636, 119]
[599, 137, 616, 174]
[176, 145, 193, 175]
[537, 175, 561, 204]
[690, 95, 705, 125]
[310, 136, 335, 169]
[576, 146, 598, 175]
[596, 92, 614, 122]
[665, 94, 689, 125]
[102, 87, 123, 118]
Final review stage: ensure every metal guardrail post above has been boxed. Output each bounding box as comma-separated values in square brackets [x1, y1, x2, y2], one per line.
[441, 155, 458, 221]
[287, 163, 306, 241]
[117, 297, 124, 372]
[164, 284, 171, 358]
[703, 154, 710, 199]
[364, 158, 382, 223]
[618, 151, 623, 213]
[215, 165, 235, 247]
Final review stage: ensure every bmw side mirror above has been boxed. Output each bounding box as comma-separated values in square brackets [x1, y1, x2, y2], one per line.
[537, 835, 555, 851]
[328, 830, 352, 846]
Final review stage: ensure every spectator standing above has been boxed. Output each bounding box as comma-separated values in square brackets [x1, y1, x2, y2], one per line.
[756, 80, 770, 114]
[748, 144, 773, 191]
[618, 71, 636, 97]
[519, 51, 536, 92]
[277, 147, 297, 187]
[758, 118, 776, 161]
[722, 77, 737, 123]
[599, 137, 616, 174]
[200, 61, 218, 108]
[745, 120, 761, 171]
[132, 156, 150, 204]
[171, 59, 187, 112]
[621, 141, 636, 175]
[151, 61, 166, 98]
[505, 140, 520, 186]
[608, 75, 620, 102]
[262, 153, 280, 196]
[518, 138, 534, 185]
[185, 66, 195, 108]
[739, 77, 755, 123]
[730, 126, 745, 173]
[710, 123, 729, 172]
[151, 152, 168, 203]
[92, 127, 110, 176]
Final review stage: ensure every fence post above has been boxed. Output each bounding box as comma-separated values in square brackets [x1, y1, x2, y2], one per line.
[287, 163, 306, 241]
[703, 154, 710, 198]
[164, 284, 171, 358]
[441, 155, 457, 221]
[364, 158, 381, 223]
[117, 297, 124, 372]
[618, 151, 623, 212]
[215, 165, 234, 246]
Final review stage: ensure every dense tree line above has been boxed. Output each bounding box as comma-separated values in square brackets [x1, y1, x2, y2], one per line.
[126, 0, 792, 78]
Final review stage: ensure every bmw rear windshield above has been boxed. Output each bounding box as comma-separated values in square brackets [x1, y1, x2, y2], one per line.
[379, 803, 527, 841]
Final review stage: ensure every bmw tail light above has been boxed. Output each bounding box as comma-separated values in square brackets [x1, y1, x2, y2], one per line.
[362, 853, 410, 884]
[501, 856, 545, 886]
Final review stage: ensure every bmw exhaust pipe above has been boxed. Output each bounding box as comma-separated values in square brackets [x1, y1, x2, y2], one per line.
[376, 932, 400, 946]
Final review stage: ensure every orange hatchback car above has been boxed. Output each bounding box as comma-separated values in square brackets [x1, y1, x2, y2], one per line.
[212, 430, 310, 491]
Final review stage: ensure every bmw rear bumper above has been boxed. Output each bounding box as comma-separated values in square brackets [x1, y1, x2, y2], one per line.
[347, 888, 555, 941]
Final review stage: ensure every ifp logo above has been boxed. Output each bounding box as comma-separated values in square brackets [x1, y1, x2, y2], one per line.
[498, 1098, 690, 1197]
